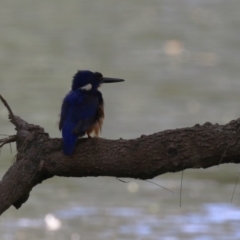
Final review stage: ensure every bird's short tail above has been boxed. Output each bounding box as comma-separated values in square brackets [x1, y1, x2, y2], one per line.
[62, 126, 78, 156]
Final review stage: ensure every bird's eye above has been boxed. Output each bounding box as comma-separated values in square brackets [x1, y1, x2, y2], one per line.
[94, 72, 103, 81]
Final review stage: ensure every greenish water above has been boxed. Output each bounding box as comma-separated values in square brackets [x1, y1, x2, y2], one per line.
[1, 0, 240, 239]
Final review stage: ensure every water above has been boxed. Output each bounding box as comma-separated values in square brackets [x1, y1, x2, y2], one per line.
[1, 0, 240, 239]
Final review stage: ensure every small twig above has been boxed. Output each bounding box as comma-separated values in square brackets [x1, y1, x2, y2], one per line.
[219, 145, 229, 165]
[231, 172, 239, 203]
[180, 170, 184, 207]
[0, 94, 18, 128]
[117, 178, 173, 193]
[29, 163, 41, 183]
[219, 131, 239, 166]
[116, 178, 129, 183]
[18, 136, 30, 154]
[9, 142, 12, 154]
[144, 180, 174, 193]
[0, 135, 17, 148]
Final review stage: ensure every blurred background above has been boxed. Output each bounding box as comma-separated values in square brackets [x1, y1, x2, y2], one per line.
[1, 0, 240, 239]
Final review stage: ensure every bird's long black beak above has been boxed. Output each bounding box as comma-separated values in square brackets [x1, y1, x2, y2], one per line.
[101, 77, 125, 83]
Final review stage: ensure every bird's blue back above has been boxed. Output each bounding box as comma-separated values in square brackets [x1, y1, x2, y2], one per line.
[59, 89, 103, 155]
[59, 70, 124, 155]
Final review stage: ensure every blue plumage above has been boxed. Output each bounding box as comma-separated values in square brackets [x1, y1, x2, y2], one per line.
[59, 70, 124, 156]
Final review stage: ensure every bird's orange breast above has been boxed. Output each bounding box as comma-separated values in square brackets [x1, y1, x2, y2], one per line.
[86, 104, 104, 137]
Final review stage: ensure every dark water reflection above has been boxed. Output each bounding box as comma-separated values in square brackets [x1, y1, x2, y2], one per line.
[1, 175, 240, 239]
[2, 203, 240, 239]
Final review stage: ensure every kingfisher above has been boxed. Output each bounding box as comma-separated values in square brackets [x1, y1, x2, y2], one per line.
[59, 70, 124, 156]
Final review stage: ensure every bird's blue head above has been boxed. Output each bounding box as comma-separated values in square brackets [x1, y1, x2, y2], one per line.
[72, 70, 124, 91]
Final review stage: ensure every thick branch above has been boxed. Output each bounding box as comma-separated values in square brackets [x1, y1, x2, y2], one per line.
[0, 95, 240, 215]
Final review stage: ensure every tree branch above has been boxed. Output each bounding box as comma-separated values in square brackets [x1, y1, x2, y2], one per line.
[0, 95, 240, 215]
[0, 94, 18, 128]
[0, 135, 17, 148]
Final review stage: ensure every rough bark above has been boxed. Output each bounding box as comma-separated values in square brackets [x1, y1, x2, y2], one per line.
[0, 94, 240, 215]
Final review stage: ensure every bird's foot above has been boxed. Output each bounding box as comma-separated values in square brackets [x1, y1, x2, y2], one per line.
[87, 133, 92, 139]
